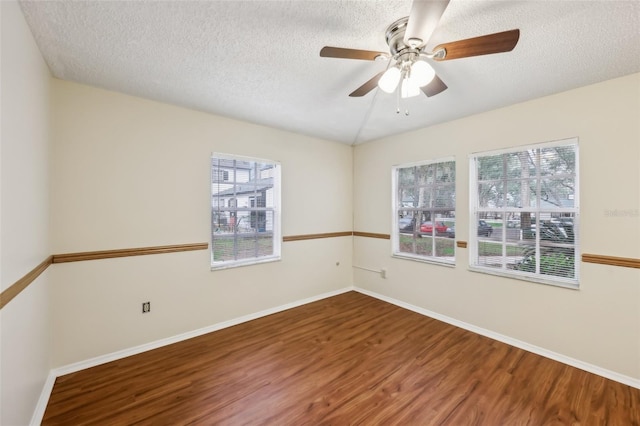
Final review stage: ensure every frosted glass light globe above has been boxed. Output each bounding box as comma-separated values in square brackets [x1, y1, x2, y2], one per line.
[378, 67, 401, 93]
[410, 60, 436, 87]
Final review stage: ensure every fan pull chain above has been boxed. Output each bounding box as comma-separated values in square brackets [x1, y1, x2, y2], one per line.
[395, 88, 410, 116]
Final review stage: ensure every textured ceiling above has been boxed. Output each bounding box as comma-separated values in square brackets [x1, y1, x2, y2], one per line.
[19, 1, 640, 145]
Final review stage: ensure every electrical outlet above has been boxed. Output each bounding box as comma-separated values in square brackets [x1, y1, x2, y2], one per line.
[380, 268, 387, 279]
[142, 301, 150, 313]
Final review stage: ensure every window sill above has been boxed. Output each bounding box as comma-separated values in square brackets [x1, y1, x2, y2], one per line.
[392, 253, 455, 268]
[468, 265, 579, 290]
[211, 255, 281, 271]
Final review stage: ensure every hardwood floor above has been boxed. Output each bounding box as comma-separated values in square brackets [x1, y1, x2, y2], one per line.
[43, 291, 640, 425]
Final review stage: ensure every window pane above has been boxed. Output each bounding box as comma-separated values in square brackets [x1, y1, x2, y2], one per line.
[521, 212, 538, 241]
[434, 184, 455, 208]
[398, 215, 418, 235]
[475, 240, 503, 269]
[540, 146, 576, 176]
[398, 187, 417, 208]
[505, 212, 523, 241]
[416, 188, 433, 208]
[398, 166, 416, 186]
[436, 161, 455, 183]
[506, 179, 538, 208]
[477, 154, 503, 180]
[478, 181, 504, 209]
[417, 164, 436, 185]
[553, 214, 575, 243]
[398, 233, 419, 255]
[416, 235, 433, 256]
[212, 235, 232, 261]
[433, 212, 455, 259]
[505, 152, 522, 179]
[508, 244, 537, 273]
[539, 246, 575, 279]
[540, 177, 575, 209]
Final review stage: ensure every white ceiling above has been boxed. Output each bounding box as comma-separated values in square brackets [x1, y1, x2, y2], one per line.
[19, 1, 640, 145]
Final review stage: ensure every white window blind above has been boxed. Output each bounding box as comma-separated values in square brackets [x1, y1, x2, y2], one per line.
[211, 154, 281, 269]
[392, 158, 456, 264]
[470, 139, 579, 287]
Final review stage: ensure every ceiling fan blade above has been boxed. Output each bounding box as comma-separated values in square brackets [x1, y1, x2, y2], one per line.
[404, 0, 450, 48]
[421, 74, 447, 97]
[433, 29, 520, 61]
[320, 46, 388, 61]
[349, 71, 385, 97]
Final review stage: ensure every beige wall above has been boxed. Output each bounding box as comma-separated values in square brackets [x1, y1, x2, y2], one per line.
[50, 80, 353, 366]
[2, 7, 638, 419]
[0, 1, 52, 424]
[353, 73, 640, 380]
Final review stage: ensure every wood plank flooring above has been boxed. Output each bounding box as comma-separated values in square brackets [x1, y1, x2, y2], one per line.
[43, 291, 640, 425]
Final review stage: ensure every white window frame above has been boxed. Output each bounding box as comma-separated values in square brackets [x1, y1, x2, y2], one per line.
[391, 157, 456, 266]
[211, 153, 281, 270]
[469, 138, 579, 289]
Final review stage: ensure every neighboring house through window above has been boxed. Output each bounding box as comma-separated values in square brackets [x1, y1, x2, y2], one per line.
[392, 158, 456, 265]
[469, 138, 579, 288]
[211, 154, 281, 269]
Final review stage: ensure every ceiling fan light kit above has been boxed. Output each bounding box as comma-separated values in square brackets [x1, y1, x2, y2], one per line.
[379, 59, 435, 99]
[378, 67, 402, 93]
[320, 0, 520, 105]
[409, 60, 435, 87]
[400, 76, 421, 99]
[377, 16, 437, 99]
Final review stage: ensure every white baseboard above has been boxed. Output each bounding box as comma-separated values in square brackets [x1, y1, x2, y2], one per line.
[32, 286, 354, 424]
[32, 283, 637, 425]
[354, 286, 640, 390]
[54, 286, 354, 377]
[30, 370, 56, 426]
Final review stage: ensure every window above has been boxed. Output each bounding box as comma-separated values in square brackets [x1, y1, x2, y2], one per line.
[392, 158, 456, 265]
[211, 154, 281, 269]
[470, 139, 579, 288]
[212, 168, 229, 182]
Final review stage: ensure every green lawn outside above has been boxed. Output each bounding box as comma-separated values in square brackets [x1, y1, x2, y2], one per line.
[477, 241, 524, 256]
[212, 233, 273, 261]
[399, 235, 455, 257]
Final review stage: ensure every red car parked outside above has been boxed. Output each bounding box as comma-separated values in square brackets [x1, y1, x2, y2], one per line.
[419, 221, 448, 235]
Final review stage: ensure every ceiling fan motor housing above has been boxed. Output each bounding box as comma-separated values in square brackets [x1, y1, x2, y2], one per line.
[386, 17, 421, 58]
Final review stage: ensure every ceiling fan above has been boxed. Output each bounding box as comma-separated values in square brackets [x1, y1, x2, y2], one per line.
[320, 0, 520, 100]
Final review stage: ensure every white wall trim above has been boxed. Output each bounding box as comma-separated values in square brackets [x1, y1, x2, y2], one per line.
[54, 286, 353, 376]
[354, 286, 640, 390]
[33, 283, 637, 425]
[32, 286, 354, 424]
[30, 371, 56, 426]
